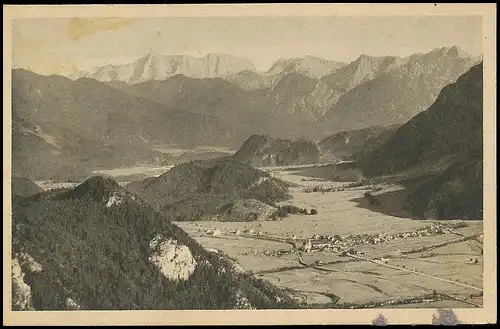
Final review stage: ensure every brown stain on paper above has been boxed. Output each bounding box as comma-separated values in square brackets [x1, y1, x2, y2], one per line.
[67, 18, 136, 41]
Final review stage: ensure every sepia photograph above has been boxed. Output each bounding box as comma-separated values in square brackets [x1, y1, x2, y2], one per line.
[3, 4, 497, 326]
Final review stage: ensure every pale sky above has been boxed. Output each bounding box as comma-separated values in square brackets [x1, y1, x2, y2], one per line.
[12, 16, 482, 76]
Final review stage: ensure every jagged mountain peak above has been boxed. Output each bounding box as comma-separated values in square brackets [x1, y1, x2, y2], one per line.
[429, 45, 471, 58]
[71, 53, 257, 83]
[265, 56, 346, 78]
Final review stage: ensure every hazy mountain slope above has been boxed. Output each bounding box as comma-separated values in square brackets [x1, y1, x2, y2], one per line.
[12, 69, 247, 180]
[126, 158, 290, 220]
[358, 62, 483, 219]
[318, 125, 399, 160]
[233, 135, 320, 166]
[114, 74, 302, 145]
[265, 72, 319, 117]
[265, 55, 346, 79]
[11, 177, 43, 197]
[12, 112, 165, 181]
[72, 53, 256, 83]
[104, 47, 478, 142]
[13, 69, 180, 147]
[351, 125, 402, 162]
[12, 176, 298, 310]
[308, 55, 405, 117]
[223, 70, 278, 91]
[319, 47, 478, 133]
[358, 61, 482, 176]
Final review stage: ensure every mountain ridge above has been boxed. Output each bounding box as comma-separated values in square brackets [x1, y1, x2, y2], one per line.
[71, 53, 257, 84]
[12, 175, 299, 310]
[356, 62, 483, 220]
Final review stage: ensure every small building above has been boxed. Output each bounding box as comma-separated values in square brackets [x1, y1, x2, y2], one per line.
[313, 243, 331, 249]
[208, 229, 222, 237]
[302, 239, 312, 252]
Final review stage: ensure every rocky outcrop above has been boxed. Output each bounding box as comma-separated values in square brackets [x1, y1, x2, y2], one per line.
[11, 253, 42, 311]
[11, 258, 35, 311]
[65, 297, 81, 310]
[234, 290, 256, 310]
[17, 252, 43, 273]
[148, 235, 198, 281]
[11, 176, 299, 310]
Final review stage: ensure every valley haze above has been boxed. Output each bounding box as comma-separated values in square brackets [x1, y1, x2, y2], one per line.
[5, 7, 496, 326]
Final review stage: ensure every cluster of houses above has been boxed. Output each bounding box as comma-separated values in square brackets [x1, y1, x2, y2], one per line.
[204, 227, 265, 237]
[302, 185, 346, 193]
[263, 249, 293, 257]
[292, 222, 467, 253]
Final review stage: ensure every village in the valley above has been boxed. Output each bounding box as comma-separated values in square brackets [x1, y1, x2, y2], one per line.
[176, 166, 484, 309]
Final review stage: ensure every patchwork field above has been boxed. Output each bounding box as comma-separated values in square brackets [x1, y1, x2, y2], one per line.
[176, 165, 483, 308]
[33, 162, 483, 309]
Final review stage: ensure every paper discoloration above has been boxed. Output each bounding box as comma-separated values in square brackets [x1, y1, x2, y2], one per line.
[67, 18, 136, 41]
[3, 3, 497, 327]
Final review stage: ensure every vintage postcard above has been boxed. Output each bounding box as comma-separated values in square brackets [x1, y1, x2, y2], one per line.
[3, 4, 497, 326]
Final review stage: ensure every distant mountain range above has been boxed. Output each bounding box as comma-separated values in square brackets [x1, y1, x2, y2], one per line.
[71, 53, 348, 84]
[264, 55, 346, 79]
[317, 46, 481, 134]
[12, 46, 481, 181]
[71, 53, 257, 84]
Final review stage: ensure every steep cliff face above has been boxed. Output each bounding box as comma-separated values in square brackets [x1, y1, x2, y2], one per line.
[12, 176, 299, 310]
[72, 53, 257, 83]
